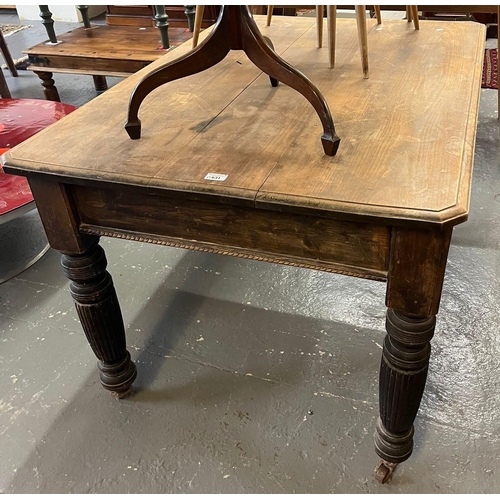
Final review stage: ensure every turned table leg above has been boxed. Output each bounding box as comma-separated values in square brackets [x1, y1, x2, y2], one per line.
[374, 226, 452, 482]
[26, 178, 137, 398]
[374, 309, 436, 482]
[92, 75, 108, 92]
[61, 243, 136, 397]
[34, 71, 60, 101]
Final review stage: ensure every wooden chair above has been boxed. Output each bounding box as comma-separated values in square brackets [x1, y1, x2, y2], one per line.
[0, 31, 18, 78]
[267, 6, 420, 78]
[192, 5, 205, 48]
[0, 30, 19, 98]
[192, 6, 419, 78]
[264, 5, 370, 77]
[0, 67, 10, 99]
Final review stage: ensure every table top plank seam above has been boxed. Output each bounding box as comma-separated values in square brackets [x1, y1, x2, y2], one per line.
[148, 19, 319, 193]
[254, 20, 485, 227]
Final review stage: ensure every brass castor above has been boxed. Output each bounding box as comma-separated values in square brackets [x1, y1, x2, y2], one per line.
[374, 460, 398, 484]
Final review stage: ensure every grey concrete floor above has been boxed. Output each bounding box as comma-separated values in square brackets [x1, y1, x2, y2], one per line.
[1, 11, 500, 494]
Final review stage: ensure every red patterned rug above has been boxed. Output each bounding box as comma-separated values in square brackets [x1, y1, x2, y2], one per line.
[482, 48, 498, 89]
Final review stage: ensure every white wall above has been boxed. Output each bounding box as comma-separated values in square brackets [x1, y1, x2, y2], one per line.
[16, 5, 106, 23]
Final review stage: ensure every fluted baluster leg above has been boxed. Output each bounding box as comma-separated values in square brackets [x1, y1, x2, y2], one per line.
[374, 309, 436, 482]
[376, 226, 452, 482]
[61, 244, 137, 398]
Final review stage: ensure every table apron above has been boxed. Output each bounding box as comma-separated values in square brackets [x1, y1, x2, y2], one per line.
[71, 184, 390, 281]
[27, 55, 151, 74]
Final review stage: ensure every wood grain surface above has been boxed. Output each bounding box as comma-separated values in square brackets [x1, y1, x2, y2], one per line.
[5, 16, 484, 227]
[23, 24, 177, 62]
[73, 184, 391, 275]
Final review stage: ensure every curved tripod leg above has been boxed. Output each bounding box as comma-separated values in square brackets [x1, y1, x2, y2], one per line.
[125, 7, 231, 139]
[240, 6, 340, 156]
[262, 36, 278, 87]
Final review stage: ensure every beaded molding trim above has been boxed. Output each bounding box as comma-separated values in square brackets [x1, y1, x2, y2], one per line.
[81, 227, 386, 282]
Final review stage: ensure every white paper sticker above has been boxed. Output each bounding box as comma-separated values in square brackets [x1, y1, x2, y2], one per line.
[204, 173, 228, 181]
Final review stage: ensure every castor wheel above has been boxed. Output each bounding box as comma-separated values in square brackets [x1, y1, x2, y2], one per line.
[374, 460, 398, 484]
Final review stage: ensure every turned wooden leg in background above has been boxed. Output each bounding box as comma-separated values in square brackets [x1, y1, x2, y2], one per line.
[61, 243, 137, 398]
[327, 6, 336, 69]
[92, 75, 108, 92]
[406, 5, 413, 23]
[34, 71, 60, 101]
[266, 5, 273, 26]
[0, 65, 11, 98]
[77, 5, 91, 29]
[185, 5, 195, 32]
[316, 5, 324, 48]
[410, 6, 420, 30]
[154, 5, 170, 49]
[0, 31, 18, 77]
[39, 5, 58, 44]
[192, 5, 205, 48]
[374, 309, 436, 482]
[355, 5, 369, 79]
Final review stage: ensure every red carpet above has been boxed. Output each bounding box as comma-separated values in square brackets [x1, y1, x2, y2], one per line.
[482, 48, 498, 89]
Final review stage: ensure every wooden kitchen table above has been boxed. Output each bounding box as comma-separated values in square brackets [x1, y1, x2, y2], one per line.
[4, 15, 485, 482]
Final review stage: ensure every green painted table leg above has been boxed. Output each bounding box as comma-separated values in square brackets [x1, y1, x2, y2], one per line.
[77, 5, 91, 29]
[39, 5, 58, 44]
[185, 5, 195, 32]
[154, 5, 170, 49]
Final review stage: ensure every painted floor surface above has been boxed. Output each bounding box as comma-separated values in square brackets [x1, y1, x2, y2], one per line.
[1, 11, 500, 494]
